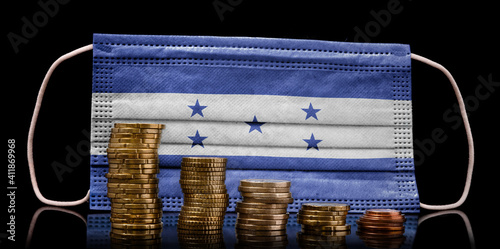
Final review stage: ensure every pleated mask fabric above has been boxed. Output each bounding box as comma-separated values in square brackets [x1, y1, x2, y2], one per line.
[89, 33, 419, 213]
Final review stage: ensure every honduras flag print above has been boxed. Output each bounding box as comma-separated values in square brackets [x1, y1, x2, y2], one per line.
[89, 34, 419, 213]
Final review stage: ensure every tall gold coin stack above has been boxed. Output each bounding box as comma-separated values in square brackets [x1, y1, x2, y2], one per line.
[356, 209, 406, 248]
[296, 203, 351, 248]
[177, 157, 228, 248]
[235, 179, 293, 248]
[105, 123, 165, 246]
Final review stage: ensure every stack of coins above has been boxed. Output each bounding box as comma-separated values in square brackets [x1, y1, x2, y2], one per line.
[235, 179, 293, 248]
[356, 209, 406, 248]
[296, 203, 350, 248]
[177, 157, 228, 247]
[105, 123, 165, 246]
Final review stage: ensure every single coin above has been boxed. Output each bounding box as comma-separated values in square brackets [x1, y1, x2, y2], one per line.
[240, 192, 292, 198]
[297, 214, 346, 221]
[184, 197, 228, 203]
[297, 232, 346, 242]
[183, 193, 229, 199]
[243, 197, 293, 204]
[301, 202, 350, 211]
[181, 170, 226, 176]
[236, 223, 287, 231]
[179, 179, 226, 186]
[236, 218, 288, 225]
[235, 207, 287, 214]
[107, 187, 158, 194]
[108, 142, 159, 149]
[105, 173, 157, 179]
[107, 193, 159, 199]
[108, 158, 159, 164]
[107, 148, 157, 154]
[358, 216, 406, 223]
[299, 210, 348, 216]
[177, 220, 225, 226]
[108, 164, 159, 170]
[182, 202, 228, 208]
[301, 224, 351, 231]
[179, 210, 226, 217]
[110, 228, 162, 235]
[111, 202, 163, 209]
[181, 206, 228, 212]
[181, 162, 227, 168]
[236, 201, 289, 209]
[356, 229, 405, 236]
[181, 166, 226, 172]
[112, 208, 162, 214]
[237, 213, 289, 220]
[178, 215, 225, 221]
[109, 168, 160, 174]
[108, 178, 159, 184]
[240, 179, 291, 188]
[365, 209, 402, 217]
[298, 219, 346, 226]
[358, 225, 405, 231]
[107, 153, 158, 159]
[182, 157, 227, 163]
[111, 197, 161, 204]
[110, 133, 161, 139]
[107, 183, 158, 189]
[180, 175, 226, 181]
[108, 138, 161, 144]
[182, 188, 228, 194]
[114, 123, 165, 129]
[110, 213, 162, 219]
[177, 228, 223, 235]
[238, 186, 290, 193]
[111, 222, 163, 230]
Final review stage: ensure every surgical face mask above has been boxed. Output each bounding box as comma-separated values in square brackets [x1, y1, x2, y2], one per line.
[27, 33, 474, 212]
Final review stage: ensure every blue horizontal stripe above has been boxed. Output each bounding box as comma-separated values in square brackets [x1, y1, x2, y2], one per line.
[91, 154, 414, 172]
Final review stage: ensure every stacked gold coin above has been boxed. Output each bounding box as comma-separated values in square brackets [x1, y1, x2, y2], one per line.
[235, 179, 293, 247]
[356, 209, 406, 248]
[105, 123, 164, 245]
[296, 202, 350, 248]
[177, 157, 228, 246]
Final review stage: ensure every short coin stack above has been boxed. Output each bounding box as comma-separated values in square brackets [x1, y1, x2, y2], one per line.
[177, 157, 229, 247]
[297, 203, 351, 248]
[356, 209, 406, 248]
[235, 179, 293, 248]
[105, 123, 165, 245]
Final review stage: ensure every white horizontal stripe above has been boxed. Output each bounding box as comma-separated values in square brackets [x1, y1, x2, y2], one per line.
[105, 93, 411, 125]
[91, 142, 395, 159]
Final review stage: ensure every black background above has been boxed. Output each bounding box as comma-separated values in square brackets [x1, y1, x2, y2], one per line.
[2, 0, 499, 248]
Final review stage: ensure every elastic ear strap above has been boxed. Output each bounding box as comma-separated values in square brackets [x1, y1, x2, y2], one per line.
[411, 53, 475, 210]
[27, 44, 93, 206]
[418, 210, 475, 249]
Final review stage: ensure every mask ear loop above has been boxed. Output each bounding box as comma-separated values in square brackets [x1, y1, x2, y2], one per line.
[418, 210, 475, 249]
[411, 53, 475, 210]
[27, 44, 93, 206]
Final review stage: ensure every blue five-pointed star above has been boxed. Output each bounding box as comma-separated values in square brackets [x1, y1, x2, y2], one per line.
[188, 130, 207, 148]
[245, 115, 266, 133]
[188, 99, 207, 117]
[302, 103, 321, 120]
[303, 133, 322, 151]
